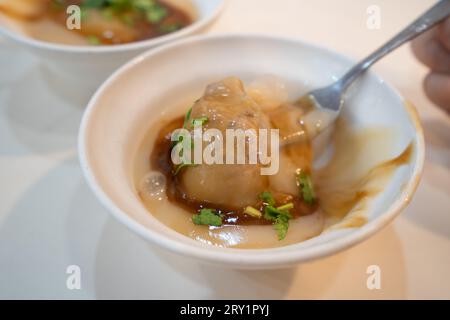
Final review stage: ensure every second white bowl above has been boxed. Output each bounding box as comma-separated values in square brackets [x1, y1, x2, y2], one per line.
[0, 0, 225, 90]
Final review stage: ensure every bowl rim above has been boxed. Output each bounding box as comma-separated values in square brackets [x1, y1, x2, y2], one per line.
[78, 33, 425, 267]
[0, 0, 226, 54]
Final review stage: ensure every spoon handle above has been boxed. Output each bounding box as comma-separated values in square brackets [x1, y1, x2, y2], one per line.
[338, 0, 450, 91]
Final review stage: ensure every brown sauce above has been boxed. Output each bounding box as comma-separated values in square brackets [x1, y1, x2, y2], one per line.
[315, 117, 414, 229]
[150, 116, 318, 226]
[326, 143, 413, 230]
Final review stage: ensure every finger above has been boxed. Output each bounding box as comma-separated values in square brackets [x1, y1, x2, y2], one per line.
[423, 72, 450, 113]
[437, 17, 450, 52]
[411, 28, 450, 73]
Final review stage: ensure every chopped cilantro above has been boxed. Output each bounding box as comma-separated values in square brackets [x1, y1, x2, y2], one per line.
[87, 35, 101, 45]
[171, 134, 195, 176]
[260, 191, 275, 207]
[80, 8, 88, 21]
[192, 209, 223, 227]
[50, 0, 65, 9]
[132, 0, 156, 11]
[171, 107, 204, 176]
[263, 204, 280, 221]
[78, 0, 169, 26]
[81, 0, 107, 8]
[101, 7, 114, 20]
[105, 0, 130, 11]
[159, 23, 182, 33]
[260, 191, 293, 240]
[274, 213, 291, 240]
[183, 107, 193, 128]
[146, 5, 168, 24]
[297, 172, 316, 204]
[191, 116, 209, 127]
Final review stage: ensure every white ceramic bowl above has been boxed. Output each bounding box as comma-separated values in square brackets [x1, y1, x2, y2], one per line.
[79, 34, 424, 269]
[0, 0, 225, 90]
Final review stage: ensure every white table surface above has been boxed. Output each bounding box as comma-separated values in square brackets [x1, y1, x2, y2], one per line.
[1, 0, 449, 299]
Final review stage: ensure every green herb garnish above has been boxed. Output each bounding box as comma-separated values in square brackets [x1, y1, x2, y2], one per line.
[191, 116, 209, 127]
[183, 107, 193, 128]
[159, 23, 182, 33]
[104, 0, 130, 11]
[260, 191, 275, 207]
[274, 213, 291, 240]
[77, 0, 172, 28]
[101, 7, 114, 20]
[260, 191, 294, 240]
[81, 0, 107, 9]
[171, 139, 196, 175]
[192, 208, 223, 227]
[170, 106, 193, 150]
[263, 204, 280, 221]
[87, 35, 101, 45]
[146, 5, 168, 24]
[51, 0, 65, 10]
[132, 0, 156, 11]
[171, 107, 207, 176]
[297, 172, 316, 204]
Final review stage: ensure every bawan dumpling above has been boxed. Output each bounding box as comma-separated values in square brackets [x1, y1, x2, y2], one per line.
[178, 77, 272, 208]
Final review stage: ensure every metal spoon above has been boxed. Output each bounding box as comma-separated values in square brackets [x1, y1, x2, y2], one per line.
[301, 0, 450, 138]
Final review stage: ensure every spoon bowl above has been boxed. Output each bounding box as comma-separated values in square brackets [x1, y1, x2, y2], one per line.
[302, 0, 450, 140]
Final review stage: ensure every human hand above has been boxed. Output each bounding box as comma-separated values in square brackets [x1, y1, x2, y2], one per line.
[411, 17, 450, 113]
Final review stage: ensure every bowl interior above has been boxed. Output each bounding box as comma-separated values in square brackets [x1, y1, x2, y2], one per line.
[80, 35, 424, 268]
